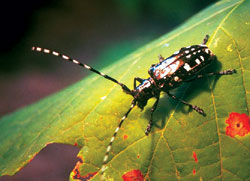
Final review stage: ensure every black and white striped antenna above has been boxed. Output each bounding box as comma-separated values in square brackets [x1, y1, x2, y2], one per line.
[31, 46, 133, 95]
[31, 46, 137, 179]
[99, 99, 136, 179]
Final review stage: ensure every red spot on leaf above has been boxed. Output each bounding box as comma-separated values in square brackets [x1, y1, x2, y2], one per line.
[193, 168, 196, 175]
[74, 142, 78, 147]
[123, 134, 128, 140]
[225, 112, 250, 137]
[122, 170, 144, 181]
[137, 154, 140, 159]
[192, 152, 198, 163]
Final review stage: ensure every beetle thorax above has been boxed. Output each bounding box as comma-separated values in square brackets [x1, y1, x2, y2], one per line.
[134, 78, 159, 110]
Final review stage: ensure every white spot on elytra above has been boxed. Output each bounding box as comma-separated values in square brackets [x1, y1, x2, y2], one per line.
[200, 56, 204, 61]
[191, 48, 195, 51]
[185, 50, 189, 54]
[195, 59, 201, 64]
[205, 48, 210, 54]
[100, 72, 105, 76]
[174, 76, 179, 81]
[36, 47, 42, 51]
[186, 54, 191, 59]
[184, 63, 191, 71]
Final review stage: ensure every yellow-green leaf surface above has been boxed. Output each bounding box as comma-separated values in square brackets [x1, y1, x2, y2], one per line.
[1, 0, 250, 180]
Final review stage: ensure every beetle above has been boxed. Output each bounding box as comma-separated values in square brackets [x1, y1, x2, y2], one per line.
[32, 35, 236, 178]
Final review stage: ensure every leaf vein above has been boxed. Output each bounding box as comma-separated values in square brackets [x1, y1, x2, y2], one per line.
[223, 168, 244, 180]
[144, 136, 163, 180]
[157, 0, 243, 48]
[220, 132, 250, 151]
[207, 0, 244, 47]
[207, 76, 223, 179]
[220, 26, 249, 115]
[205, 1, 244, 180]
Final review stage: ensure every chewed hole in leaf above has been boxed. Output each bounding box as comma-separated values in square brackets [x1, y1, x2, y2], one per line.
[225, 112, 250, 137]
[71, 155, 97, 180]
[72, 156, 84, 179]
[0, 143, 79, 180]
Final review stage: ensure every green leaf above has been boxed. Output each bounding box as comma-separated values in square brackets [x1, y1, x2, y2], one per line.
[1, 0, 250, 180]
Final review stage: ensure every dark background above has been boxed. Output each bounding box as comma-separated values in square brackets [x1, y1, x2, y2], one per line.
[0, 0, 216, 180]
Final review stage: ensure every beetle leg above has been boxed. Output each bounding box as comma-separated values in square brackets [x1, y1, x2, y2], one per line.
[202, 35, 209, 45]
[166, 91, 205, 116]
[185, 69, 236, 82]
[145, 96, 160, 136]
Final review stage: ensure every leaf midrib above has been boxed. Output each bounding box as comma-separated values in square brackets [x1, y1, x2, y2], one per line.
[207, 1, 244, 180]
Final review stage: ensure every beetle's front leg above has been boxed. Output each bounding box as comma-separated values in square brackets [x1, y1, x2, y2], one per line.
[145, 96, 160, 136]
